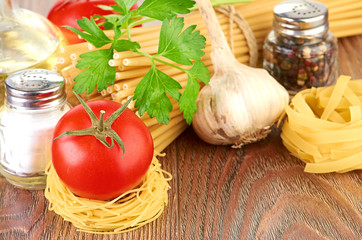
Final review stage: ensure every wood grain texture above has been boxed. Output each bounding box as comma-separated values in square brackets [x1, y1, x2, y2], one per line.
[1, 1, 362, 239]
[174, 128, 361, 240]
[1, 126, 361, 240]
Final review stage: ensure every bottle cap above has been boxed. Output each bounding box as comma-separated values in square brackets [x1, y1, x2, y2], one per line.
[273, 0, 328, 38]
[5, 69, 66, 110]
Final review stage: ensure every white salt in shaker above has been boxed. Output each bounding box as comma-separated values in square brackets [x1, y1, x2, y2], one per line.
[0, 69, 70, 190]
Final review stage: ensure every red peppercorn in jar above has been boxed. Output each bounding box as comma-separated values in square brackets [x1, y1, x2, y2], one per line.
[263, 0, 338, 95]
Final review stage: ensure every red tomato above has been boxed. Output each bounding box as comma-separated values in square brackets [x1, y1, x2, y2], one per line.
[52, 100, 154, 201]
[47, 0, 138, 44]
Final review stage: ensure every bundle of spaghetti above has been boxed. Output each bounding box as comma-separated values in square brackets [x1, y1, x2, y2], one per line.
[55, 7, 255, 74]
[280, 75, 362, 173]
[55, 0, 362, 74]
[54, 6, 254, 154]
[233, 0, 362, 60]
[45, 154, 172, 234]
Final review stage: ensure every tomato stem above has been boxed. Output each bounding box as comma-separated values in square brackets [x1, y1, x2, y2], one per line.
[99, 110, 105, 131]
[54, 93, 132, 155]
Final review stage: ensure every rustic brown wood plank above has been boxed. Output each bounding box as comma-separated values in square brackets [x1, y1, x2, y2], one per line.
[175, 128, 361, 240]
[338, 36, 362, 78]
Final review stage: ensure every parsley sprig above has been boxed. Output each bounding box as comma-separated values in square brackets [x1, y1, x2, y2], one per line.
[66, 0, 210, 125]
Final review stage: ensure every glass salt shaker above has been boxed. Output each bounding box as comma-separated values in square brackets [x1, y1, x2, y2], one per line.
[263, 0, 338, 95]
[0, 69, 70, 190]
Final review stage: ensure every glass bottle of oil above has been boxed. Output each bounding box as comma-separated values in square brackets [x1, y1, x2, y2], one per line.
[0, 0, 66, 107]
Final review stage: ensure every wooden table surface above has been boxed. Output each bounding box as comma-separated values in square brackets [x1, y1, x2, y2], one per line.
[1, 2, 362, 240]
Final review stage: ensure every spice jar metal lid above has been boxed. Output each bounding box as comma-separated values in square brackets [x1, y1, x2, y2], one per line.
[273, 0, 328, 38]
[5, 69, 66, 110]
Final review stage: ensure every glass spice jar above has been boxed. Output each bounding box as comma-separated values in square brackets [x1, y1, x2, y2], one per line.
[0, 69, 70, 190]
[263, 0, 338, 95]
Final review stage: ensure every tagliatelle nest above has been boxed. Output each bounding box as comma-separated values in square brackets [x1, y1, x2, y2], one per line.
[281, 76, 362, 173]
[44, 155, 171, 234]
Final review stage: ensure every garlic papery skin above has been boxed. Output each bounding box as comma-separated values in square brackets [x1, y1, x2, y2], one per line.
[192, 51, 289, 147]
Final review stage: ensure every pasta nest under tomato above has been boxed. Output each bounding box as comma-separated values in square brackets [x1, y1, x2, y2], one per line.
[44, 155, 171, 234]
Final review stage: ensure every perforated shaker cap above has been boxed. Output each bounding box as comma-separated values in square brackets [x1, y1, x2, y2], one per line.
[5, 69, 66, 110]
[273, 0, 329, 38]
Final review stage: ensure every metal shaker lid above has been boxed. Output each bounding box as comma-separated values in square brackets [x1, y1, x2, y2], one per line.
[273, 0, 329, 38]
[5, 69, 66, 110]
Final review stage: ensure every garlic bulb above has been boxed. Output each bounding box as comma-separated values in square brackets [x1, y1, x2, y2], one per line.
[193, 0, 289, 147]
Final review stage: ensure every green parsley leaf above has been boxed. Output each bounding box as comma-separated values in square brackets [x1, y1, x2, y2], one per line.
[179, 61, 210, 124]
[114, 0, 138, 12]
[158, 17, 206, 65]
[112, 39, 140, 52]
[112, 1, 128, 14]
[117, 12, 133, 28]
[73, 49, 116, 94]
[187, 60, 210, 85]
[138, 0, 195, 21]
[66, 17, 111, 48]
[133, 16, 208, 124]
[96, 13, 132, 30]
[93, 14, 114, 30]
[96, 5, 113, 11]
[134, 64, 182, 124]
[112, 25, 123, 39]
[149, 95, 174, 124]
[67, 0, 211, 125]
